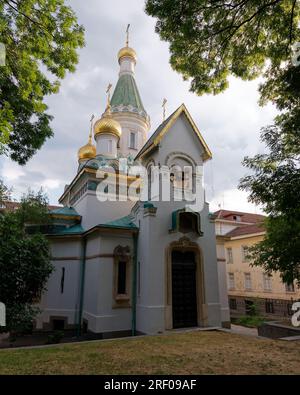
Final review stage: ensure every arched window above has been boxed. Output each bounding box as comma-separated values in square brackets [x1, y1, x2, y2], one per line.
[113, 246, 131, 307]
[146, 160, 155, 201]
[170, 209, 202, 236]
[179, 212, 198, 233]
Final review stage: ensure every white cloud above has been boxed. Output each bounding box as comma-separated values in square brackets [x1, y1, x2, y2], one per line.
[209, 188, 264, 215]
[41, 179, 62, 190]
[2, 163, 25, 181]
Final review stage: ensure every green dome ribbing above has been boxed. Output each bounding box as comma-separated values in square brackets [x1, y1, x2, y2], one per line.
[110, 74, 147, 118]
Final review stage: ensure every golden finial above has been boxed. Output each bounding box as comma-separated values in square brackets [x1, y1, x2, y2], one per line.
[126, 24, 130, 47]
[89, 114, 95, 143]
[106, 83, 112, 108]
[162, 98, 167, 121]
[78, 115, 96, 161]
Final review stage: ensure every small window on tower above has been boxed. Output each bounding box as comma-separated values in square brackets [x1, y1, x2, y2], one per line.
[129, 132, 136, 149]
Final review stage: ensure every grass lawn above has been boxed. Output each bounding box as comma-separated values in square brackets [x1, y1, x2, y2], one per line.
[0, 330, 299, 375]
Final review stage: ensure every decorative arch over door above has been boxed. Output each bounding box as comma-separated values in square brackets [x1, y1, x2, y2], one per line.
[165, 237, 208, 329]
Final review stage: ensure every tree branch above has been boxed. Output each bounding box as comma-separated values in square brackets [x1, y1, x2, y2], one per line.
[289, 0, 297, 46]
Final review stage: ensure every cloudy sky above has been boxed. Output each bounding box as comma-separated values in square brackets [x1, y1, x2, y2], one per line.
[0, 0, 277, 213]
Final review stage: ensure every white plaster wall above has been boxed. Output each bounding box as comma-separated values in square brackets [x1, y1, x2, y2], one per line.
[83, 234, 134, 333]
[216, 241, 230, 324]
[112, 112, 149, 158]
[36, 239, 82, 328]
[95, 134, 118, 157]
[135, 113, 223, 333]
[215, 222, 237, 236]
[135, 200, 222, 334]
[119, 57, 135, 76]
[73, 191, 134, 230]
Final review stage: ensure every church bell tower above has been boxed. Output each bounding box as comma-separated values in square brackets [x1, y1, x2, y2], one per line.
[109, 25, 150, 158]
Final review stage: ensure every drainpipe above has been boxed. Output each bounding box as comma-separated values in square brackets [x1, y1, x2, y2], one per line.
[131, 233, 138, 336]
[77, 236, 87, 337]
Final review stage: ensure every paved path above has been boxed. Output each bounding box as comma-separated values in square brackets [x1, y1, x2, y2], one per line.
[224, 324, 258, 337]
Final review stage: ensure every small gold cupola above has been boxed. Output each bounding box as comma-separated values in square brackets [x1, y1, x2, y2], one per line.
[118, 46, 137, 65]
[78, 117, 96, 161]
[94, 105, 122, 139]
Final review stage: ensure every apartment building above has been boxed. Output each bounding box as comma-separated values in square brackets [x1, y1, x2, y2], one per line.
[215, 210, 300, 320]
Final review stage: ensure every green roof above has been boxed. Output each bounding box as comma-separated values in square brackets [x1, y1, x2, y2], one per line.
[50, 206, 80, 217]
[111, 74, 147, 118]
[104, 215, 138, 229]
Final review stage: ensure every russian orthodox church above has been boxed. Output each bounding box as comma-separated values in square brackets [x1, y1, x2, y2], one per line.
[36, 36, 230, 336]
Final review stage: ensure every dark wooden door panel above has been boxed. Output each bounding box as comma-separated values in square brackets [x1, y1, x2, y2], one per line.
[172, 251, 197, 328]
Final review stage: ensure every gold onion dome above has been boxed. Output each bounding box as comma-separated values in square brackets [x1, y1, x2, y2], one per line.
[118, 46, 137, 64]
[78, 140, 96, 160]
[94, 105, 122, 138]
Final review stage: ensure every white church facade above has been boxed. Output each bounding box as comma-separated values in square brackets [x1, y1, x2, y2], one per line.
[36, 39, 230, 336]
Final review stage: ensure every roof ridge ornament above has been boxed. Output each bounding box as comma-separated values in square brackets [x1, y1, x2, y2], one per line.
[117, 25, 137, 65]
[78, 115, 96, 161]
[162, 98, 167, 122]
[126, 24, 130, 47]
[89, 114, 95, 144]
[106, 83, 113, 110]
[94, 84, 122, 139]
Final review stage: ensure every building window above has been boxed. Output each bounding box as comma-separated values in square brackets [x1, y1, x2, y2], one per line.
[129, 132, 137, 149]
[52, 319, 65, 331]
[179, 212, 198, 234]
[113, 246, 131, 306]
[229, 298, 237, 310]
[244, 273, 252, 290]
[117, 261, 127, 294]
[60, 267, 65, 294]
[265, 301, 274, 314]
[226, 247, 233, 264]
[233, 215, 241, 222]
[108, 139, 113, 153]
[285, 282, 295, 293]
[228, 273, 235, 290]
[241, 245, 249, 262]
[263, 273, 272, 292]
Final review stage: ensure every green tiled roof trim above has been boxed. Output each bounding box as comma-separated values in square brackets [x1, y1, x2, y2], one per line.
[50, 206, 80, 217]
[104, 215, 138, 229]
[111, 74, 147, 118]
[55, 224, 85, 235]
[144, 202, 155, 209]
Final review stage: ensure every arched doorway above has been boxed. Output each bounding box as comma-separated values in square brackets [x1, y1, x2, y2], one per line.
[165, 237, 207, 330]
[172, 250, 197, 328]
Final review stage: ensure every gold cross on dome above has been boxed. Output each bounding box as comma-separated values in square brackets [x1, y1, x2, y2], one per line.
[126, 24, 130, 47]
[162, 98, 167, 121]
[106, 83, 112, 106]
[89, 114, 95, 142]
